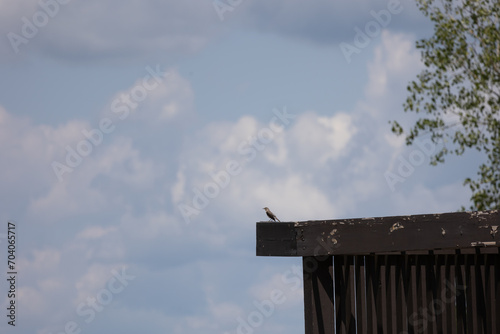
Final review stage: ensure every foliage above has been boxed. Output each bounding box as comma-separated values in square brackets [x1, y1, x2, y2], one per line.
[391, 0, 500, 210]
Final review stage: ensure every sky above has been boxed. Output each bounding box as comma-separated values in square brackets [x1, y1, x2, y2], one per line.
[0, 1, 482, 333]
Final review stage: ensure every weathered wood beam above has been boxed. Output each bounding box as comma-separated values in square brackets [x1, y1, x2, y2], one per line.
[256, 210, 500, 256]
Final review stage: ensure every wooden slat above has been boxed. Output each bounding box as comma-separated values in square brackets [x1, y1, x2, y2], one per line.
[347, 256, 356, 334]
[485, 253, 497, 333]
[303, 256, 334, 334]
[395, 254, 408, 334]
[408, 254, 418, 334]
[495, 252, 500, 332]
[445, 253, 458, 333]
[387, 256, 396, 334]
[465, 253, 474, 333]
[476, 252, 487, 333]
[334, 256, 356, 334]
[355, 255, 367, 333]
[379, 256, 388, 334]
[436, 254, 450, 333]
[364, 255, 377, 334]
[333, 256, 344, 333]
[456, 251, 467, 334]
[429, 253, 439, 334]
[416, 255, 426, 333]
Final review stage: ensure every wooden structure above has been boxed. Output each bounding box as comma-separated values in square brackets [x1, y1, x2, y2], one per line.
[256, 210, 500, 334]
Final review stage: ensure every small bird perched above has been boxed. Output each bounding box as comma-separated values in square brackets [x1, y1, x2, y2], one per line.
[263, 207, 280, 222]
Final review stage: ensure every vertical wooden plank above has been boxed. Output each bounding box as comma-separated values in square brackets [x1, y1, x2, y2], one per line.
[334, 255, 345, 334]
[346, 256, 356, 334]
[465, 253, 475, 334]
[407, 254, 417, 334]
[421, 253, 434, 334]
[377, 256, 386, 334]
[395, 254, 408, 334]
[415, 255, 427, 334]
[492, 248, 500, 333]
[425, 253, 438, 334]
[435, 254, 446, 334]
[334, 256, 356, 334]
[455, 251, 467, 334]
[474, 251, 486, 333]
[365, 255, 378, 334]
[303, 256, 334, 334]
[445, 253, 457, 334]
[366, 254, 385, 334]
[355, 255, 367, 334]
[377, 255, 392, 333]
[387, 255, 398, 334]
[485, 250, 500, 333]
[484, 253, 495, 334]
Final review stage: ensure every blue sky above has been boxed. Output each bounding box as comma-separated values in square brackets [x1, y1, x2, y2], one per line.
[0, 1, 480, 333]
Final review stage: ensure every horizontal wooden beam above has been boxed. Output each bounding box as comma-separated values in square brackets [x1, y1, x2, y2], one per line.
[256, 210, 500, 256]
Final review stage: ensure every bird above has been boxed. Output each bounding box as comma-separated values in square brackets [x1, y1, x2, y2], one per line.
[263, 207, 280, 222]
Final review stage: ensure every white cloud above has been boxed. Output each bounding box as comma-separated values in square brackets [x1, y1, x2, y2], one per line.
[172, 111, 356, 225]
[289, 111, 357, 166]
[134, 69, 194, 122]
[0, 105, 164, 224]
[101, 67, 195, 126]
[365, 30, 422, 100]
[250, 173, 337, 221]
[29, 135, 161, 222]
[29, 179, 107, 222]
[0, 106, 87, 185]
[249, 272, 303, 308]
[74, 263, 119, 303]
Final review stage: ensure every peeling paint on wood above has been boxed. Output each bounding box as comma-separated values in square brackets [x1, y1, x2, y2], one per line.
[389, 222, 404, 233]
[491, 225, 498, 237]
[471, 241, 498, 247]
